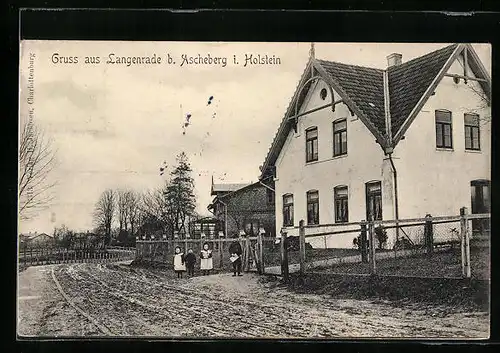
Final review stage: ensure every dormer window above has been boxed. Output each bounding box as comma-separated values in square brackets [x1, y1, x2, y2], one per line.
[306, 127, 318, 162]
[435, 110, 453, 149]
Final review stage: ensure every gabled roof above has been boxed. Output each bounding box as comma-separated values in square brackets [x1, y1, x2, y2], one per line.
[211, 183, 251, 196]
[316, 60, 386, 136]
[260, 43, 491, 179]
[19, 232, 53, 242]
[388, 44, 459, 136]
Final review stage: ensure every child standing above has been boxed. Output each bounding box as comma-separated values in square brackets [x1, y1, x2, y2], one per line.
[229, 238, 243, 276]
[184, 248, 196, 277]
[200, 243, 213, 275]
[173, 246, 186, 278]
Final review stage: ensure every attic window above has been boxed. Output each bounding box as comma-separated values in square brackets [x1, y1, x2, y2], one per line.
[320, 88, 328, 100]
[435, 110, 453, 149]
[306, 127, 319, 163]
[453, 77, 460, 84]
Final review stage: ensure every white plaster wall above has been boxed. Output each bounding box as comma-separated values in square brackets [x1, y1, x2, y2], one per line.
[392, 56, 491, 241]
[274, 79, 393, 247]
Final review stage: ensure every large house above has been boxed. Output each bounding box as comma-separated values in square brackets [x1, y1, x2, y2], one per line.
[208, 177, 276, 238]
[259, 43, 491, 248]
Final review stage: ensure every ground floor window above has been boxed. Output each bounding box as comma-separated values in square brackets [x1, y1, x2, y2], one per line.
[283, 194, 294, 227]
[307, 190, 320, 225]
[366, 181, 382, 221]
[334, 185, 349, 223]
[244, 220, 260, 236]
[471, 179, 490, 234]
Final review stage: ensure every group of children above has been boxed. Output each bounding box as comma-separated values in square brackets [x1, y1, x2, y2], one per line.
[173, 243, 214, 278]
[173, 239, 244, 278]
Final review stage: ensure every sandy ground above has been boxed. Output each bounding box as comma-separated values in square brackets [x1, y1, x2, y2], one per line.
[17, 263, 489, 339]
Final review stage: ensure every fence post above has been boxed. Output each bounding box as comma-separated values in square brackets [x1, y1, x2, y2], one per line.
[299, 220, 306, 276]
[460, 207, 471, 278]
[360, 221, 368, 263]
[368, 221, 376, 275]
[244, 236, 250, 272]
[219, 236, 224, 269]
[257, 231, 264, 274]
[280, 230, 289, 282]
[424, 214, 434, 256]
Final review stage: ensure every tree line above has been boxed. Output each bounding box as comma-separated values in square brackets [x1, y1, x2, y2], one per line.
[93, 152, 197, 246]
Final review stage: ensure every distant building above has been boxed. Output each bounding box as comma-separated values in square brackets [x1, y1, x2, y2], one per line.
[189, 216, 223, 239]
[19, 232, 54, 246]
[208, 177, 276, 238]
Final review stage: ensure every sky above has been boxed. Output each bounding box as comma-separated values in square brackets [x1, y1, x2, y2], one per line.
[18, 41, 491, 234]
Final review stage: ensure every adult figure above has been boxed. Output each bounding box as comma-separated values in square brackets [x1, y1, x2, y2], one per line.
[229, 236, 243, 276]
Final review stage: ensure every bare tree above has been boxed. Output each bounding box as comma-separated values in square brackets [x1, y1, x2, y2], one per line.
[127, 191, 140, 236]
[93, 189, 115, 246]
[116, 189, 130, 231]
[18, 120, 57, 220]
[138, 186, 176, 238]
[466, 80, 491, 125]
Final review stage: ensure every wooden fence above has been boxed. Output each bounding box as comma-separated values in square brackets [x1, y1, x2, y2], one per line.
[135, 234, 277, 274]
[275, 207, 490, 281]
[18, 245, 135, 267]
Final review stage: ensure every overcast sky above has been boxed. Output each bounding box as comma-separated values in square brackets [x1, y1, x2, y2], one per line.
[18, 41, 491, 234]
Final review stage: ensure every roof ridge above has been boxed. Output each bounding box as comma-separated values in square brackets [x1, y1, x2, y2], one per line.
[317, 43, 458, 72]
[316, 58, 384, 72]
[388, 43, 458, 71]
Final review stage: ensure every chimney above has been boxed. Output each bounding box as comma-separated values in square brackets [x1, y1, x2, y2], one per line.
[387, 53, 403, 67]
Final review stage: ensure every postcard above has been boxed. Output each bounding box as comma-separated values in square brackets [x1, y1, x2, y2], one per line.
[18, 40, 491, 339]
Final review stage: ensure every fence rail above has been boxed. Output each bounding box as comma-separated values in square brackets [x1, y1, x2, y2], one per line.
[18, 246, 135, 267]
[135, 235, 277, 274]
[274, 208, 490, 281]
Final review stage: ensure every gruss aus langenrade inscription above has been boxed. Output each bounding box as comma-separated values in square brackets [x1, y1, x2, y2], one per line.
[18, 40, 491, 339]
[50, 52, 282, 67]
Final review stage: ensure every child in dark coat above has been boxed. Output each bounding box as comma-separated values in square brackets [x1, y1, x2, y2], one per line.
[184, 248, 196, 277]
[229, 239, 243, 276]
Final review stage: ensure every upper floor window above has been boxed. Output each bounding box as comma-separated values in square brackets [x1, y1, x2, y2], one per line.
[307, 190, 320, 225]
[266, 188, 275, 205]
[306, 127, 318, 162]
[435, 110, 453, 149]
[334, 186, 349, 223]
[282, 194, 294, 227]
[333, 119, 347, 156]
[464, 113, 480, 151]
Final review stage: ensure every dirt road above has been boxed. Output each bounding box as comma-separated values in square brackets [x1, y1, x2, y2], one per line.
[17, 263, 489, 338]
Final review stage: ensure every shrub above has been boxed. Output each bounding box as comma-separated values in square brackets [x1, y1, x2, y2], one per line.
[375, 226, 388, 249]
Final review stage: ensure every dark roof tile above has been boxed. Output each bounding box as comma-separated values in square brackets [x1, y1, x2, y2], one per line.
[317, 60, 386, 136]
[388, 44, 458, 135]
[260, 44, 462, 178]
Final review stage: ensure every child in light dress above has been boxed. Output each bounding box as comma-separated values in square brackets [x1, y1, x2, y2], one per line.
[173, 246, 186, 278]
[200, 242, 213, 275]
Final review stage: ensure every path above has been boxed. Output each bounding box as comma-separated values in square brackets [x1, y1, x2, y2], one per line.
[17, 263, 489, 338]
